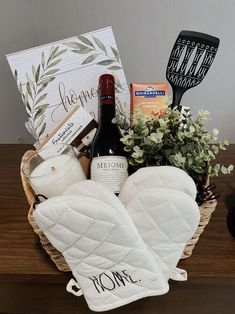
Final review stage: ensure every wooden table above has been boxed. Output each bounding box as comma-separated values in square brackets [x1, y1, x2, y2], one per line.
[0, 144, 235, 314]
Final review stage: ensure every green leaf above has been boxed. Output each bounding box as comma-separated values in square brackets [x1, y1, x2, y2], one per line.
[37, 83, 48, 94]
[36, 115, 44, 129]
[113, 74, 123, 90]
[34, 108, 44, 120]
[93, 36, 107, 55]
[108, 66, 122, 70]
[72, 47, 93, 54]
[115, 86, 121, 93]
[32, 64, 36, 78]
[26, 73, 35, 93]
[81, 54, 98, 65]
[35, 93, 47, 106]
[38, 122, 46, 137]
[39, 77, 55, 85]
[228, 165, 234, 172]
[22, 92, 25, 104]
[24, 91, 29, 106]
[63, 42, 88, 50]
[47, 58, 62, 68]
[78, 35, 94, 47]
[110, 46, 120, 62]
[26, 102, 31, 113]
[26, 82, 33, 99]
[35, 65, 41, 83]
[189, 125, 195, 133]
[44, 69, 59, 76]
[97, 59, 114, 66]
[221, 165, 228, 174]
[49, 46, 59, 60]
[35, 103, 49, 110]
[54, 48, 67, 59]
[41, 52, 45, 69]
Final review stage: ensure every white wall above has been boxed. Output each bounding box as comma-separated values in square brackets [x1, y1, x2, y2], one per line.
[0, 0, 40, 143]
[1, 0, 235, 143]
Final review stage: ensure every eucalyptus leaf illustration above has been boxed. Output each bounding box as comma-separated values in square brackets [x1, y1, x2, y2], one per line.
[35, 65, 41, 82]
[116, 97, 129, 116]
[72, 47, 93, 54]
[64, 42, 88, 50]
[41, 52, 45, 69]
[26, 101, 31, 113]
[47, 58, 62, 68]
[78, 35, 94, 47]
[39, 77, 55, 85]
[114, 96, 130, 130]
[26, 73, 35, 93]
[44, 68, 59, 76]
[54, 49, 67, 58]
[93, 36, 107, 55]
[108, 66, 122, 70]
[97, 59, 114, 66]
[14, 45, 66, 139]
[34, 108, 44, 120]
[26, 82, 33, 99]
[38, 122, 46, 138]
[22, 92, 27, 106]
[32, 65, 37, 79]
[36, 104, 49, 110]
[110, 46, 120, 62]
[24, 92, 28, 105]
[36, 115, 45, 130]
[112, 73, 124, 91]
[37, 83, 48, 94]
[48, 46, 59, 63]
[64, 35, 124, 73]
[81, 53, 99, 65]
[35, 93, 47, 106]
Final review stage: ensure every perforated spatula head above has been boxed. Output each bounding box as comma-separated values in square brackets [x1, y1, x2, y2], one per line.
[166, 30, 220, 110]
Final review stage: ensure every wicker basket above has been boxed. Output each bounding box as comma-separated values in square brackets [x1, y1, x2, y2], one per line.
[20, 150, 217, 271]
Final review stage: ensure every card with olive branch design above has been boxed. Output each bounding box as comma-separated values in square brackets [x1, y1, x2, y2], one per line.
[6, 26, 129, 143]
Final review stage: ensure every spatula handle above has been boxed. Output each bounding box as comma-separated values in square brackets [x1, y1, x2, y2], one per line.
[171, 88, 185, 111]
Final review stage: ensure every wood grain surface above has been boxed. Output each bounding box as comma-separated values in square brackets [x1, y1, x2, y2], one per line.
[0, 144, 235, 314]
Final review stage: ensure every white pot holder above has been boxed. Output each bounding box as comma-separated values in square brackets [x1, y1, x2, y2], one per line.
[33, 194, 168, 312]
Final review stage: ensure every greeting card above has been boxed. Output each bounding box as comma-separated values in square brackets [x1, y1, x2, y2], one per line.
[6, 26, 129, 143]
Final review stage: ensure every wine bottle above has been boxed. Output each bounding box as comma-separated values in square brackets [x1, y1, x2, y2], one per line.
[90, 74, 128, 194]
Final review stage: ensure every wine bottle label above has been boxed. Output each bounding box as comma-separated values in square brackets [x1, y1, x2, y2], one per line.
[91, 156, 128, 193]
[100, 95, 115, 101]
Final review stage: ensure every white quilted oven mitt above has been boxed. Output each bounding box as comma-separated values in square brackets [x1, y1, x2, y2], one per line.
[118, 166, 197, 204]
[121, 188, 200, 282]
[118, 166, 200, 281]
[33, 194, 169, 312]
[65, 178, 200, 282]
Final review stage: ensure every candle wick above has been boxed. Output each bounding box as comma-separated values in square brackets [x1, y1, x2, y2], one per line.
[51, 166, 56, 172]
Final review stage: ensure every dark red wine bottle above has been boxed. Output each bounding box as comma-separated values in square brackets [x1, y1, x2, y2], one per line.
[90, 74, 128, 194]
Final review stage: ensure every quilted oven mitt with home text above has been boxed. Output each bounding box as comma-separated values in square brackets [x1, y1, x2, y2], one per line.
[33, 193, 168, 312]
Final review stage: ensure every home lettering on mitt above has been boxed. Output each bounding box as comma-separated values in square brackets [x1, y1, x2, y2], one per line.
[89, 270, 141, 293]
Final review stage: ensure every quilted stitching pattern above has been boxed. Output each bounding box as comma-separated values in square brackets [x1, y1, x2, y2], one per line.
[125, 188, 200, 281]
[34, 194, 168, 312]
[118, 166, 197, 204]
[65, 180, 200, 282]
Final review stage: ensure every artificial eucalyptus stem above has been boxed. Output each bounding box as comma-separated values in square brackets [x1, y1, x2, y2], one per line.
[115, 108, 233, 184]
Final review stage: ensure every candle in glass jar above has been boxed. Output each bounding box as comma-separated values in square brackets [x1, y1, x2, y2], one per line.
[29, 153, 86, 198]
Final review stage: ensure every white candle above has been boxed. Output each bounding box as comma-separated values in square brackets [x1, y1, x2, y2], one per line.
[29, 154, 86, 198]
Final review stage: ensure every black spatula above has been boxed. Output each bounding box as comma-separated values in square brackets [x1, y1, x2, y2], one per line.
[166, 30, 220, 110]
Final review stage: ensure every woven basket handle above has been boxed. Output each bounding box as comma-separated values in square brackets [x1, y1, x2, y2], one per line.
[20, 150, 36, 206]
